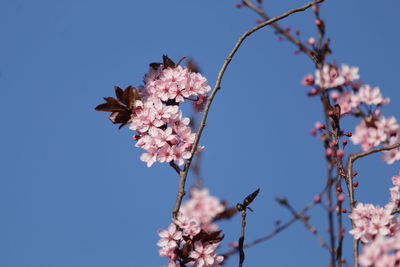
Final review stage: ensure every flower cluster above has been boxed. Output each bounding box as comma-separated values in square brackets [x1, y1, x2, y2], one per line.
[349, 203, 398, 243]
[157, 188, 225, 267]
[349, 174, 400, 243]
[180, 188, 225, 232]
[349, 174, 400, 266]
[130, 57, 211, 167]
[302, 63, 400, 165]
[359, 235, 400, 267]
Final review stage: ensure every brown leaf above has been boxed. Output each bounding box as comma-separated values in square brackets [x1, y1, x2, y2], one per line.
[194, 230, 224, 244]
[163, 54, 176, 69]
[149, 62, 162, 70]
[243, 188, 260, 207]
[95, 97, 126, 112]
[95, 86, 141, 129]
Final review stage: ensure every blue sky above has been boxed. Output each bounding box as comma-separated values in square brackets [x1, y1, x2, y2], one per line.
[1, 0, 400, 266]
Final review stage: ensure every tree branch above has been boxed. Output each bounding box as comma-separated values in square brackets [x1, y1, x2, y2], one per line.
[171, 0, 325, 218]
[345, 143, 400, 267]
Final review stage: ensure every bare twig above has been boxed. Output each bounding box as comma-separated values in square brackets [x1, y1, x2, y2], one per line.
[345, 143, 400, 267]
[171, 0, 325, 218]
[222, 200, 316, 259]
[277, 198, 331, 252]
[242, 0, 317, 63]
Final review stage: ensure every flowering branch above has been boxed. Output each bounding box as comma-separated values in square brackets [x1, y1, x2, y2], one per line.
[172, 0, 325, 219]
[344, 143, 400, 267]
[241, 0, 318, 63]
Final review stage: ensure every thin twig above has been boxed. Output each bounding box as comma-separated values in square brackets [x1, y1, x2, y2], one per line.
[222, 200, 315, 259]
[345, 143, 400, 267]
[238, 209, 247, 267]
[277, 198, 331, 252]
[171, 0, 324, 218]
[242, 0, 317, 63]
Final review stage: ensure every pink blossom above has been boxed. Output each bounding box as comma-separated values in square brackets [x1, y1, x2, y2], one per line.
[382, 135, 400, 164]
[129, 64, 210, 167]
[349, 203, 395, 243]
[180, 188, 224, 231]
[358, 84, 384, 105]
[189, 241, 223, 267]
[157, 223, 183, 249]
[175, 214, 201, 238]
[336, 91, 359, 114]
[341, 64, 360, 84]
[315, 64, 345, 89]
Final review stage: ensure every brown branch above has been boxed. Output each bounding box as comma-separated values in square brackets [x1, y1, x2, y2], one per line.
[222, 200, 316, 259]
[242, 0, 318, 63]
[345, 143, 400, 267]
[277, 198, 331, 252]
[171, 0, 325, 219]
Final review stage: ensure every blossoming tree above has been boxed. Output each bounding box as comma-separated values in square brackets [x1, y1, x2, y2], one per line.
[96, 1, 400, 266]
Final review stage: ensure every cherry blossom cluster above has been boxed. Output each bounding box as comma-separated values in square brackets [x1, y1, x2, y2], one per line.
[180, 187, 225, 232]
[302, 63, 400, 164]
[359, 235, 400, 267]
[349, 174, 400, 243]
[157, 188, 225, 267]
[348, 174, 400, 266]
[130, 63, 211, 167]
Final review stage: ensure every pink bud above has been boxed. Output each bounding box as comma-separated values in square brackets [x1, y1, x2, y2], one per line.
[326, 147, 334, 157]
[255, 19, 264, 24]
[310, 129, 317, 136]
[353, 181, 359, 188]
[328, 110, 334, 116]
[342, 140, 348, 146]
[307, 37, 316, 45]
[341, 208, 347, 213]
[315, 19, 322, 26]
[284, 26, 290, 32]
[336, 187, 342, 193]
[277, 36, 283, 42]
[310, 88, 318, 95]
[315, 121, 325, 130]
[344, 132, 352, 137]
[330, 91, 339, 101]
[337, 194, 345, 203]
[234, 3, 242, 8]
[314, 195, 321, 203]
[337, 149, 345, 158]
[374, 109, 381, 116]
[352, 171, 358, 177]
[133, 135, 140, 141]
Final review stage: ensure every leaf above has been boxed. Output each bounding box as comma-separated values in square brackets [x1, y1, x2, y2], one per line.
[95, 97, 126, 112]
[149, 62, 162, 70]
[243, 188, 260, 207]
[163, 54, 176, 69]
[95, 86, 141, 129]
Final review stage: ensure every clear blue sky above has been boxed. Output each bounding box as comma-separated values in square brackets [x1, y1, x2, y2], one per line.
[1, 0, 400, 266]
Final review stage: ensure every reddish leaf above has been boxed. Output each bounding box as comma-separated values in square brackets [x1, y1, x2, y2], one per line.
[163, 54, 176, 68]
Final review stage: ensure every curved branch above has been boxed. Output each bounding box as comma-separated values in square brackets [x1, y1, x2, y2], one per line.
[171, 0, 325, 218]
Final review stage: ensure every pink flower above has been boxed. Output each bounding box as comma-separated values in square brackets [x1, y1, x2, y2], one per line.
[157, 223, 183, 249]
[175, 214, 201, 238]
[336, 91, 359, 114]
[341, 64, 360, 84]
[358, 84, 384, 105]
[172, 145, 191, 166]
[315, 64, 345, 89]
[180, 188, 224, 231]
[189, 241, 223, 267]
